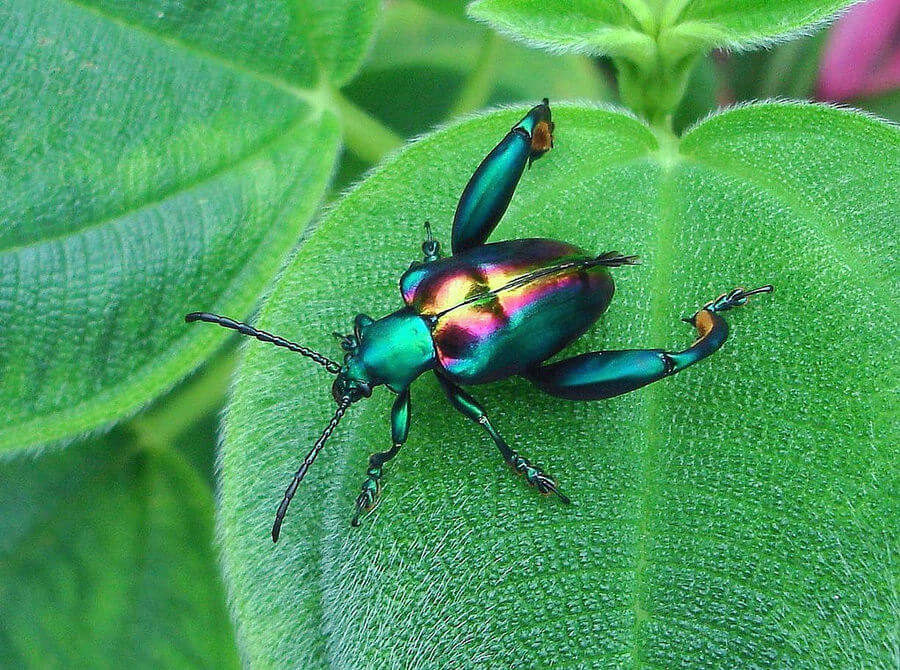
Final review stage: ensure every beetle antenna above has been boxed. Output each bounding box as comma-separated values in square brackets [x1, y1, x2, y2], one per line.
[185, 312, 341, 374]
[272, 397, 352, 542]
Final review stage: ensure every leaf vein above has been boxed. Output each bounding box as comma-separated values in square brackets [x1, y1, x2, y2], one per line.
[0, 111, 314, 257]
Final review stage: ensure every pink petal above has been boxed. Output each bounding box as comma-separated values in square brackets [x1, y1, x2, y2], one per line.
[817, 0, 900, 100]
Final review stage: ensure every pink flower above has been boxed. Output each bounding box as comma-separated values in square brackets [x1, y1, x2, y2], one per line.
[817, 0, 900, 100]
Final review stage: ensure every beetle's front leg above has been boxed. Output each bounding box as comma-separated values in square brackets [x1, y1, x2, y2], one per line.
[351, 387, 410, 526]
[435, 373, 571, 504]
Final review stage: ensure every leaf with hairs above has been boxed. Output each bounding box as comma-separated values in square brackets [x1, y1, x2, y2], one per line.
[219, 102, 898, 668]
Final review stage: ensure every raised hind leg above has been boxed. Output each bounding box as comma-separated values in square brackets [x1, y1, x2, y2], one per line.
[524, 286, 772, 400]
[452, 98, 554, 254]
[435, 373, 570, 504]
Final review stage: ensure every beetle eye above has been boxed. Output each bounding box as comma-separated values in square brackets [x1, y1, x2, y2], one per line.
[331, 375, 370, 404]
[332, 331, 357, 352]
[331, 377, 345, 404]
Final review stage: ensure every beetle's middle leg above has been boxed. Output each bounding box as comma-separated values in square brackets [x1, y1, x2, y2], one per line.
[435, 373, 571, 504]
[351, 388, 410, 526]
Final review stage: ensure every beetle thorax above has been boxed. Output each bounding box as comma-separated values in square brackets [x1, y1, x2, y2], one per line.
[337, 308, 436, 394]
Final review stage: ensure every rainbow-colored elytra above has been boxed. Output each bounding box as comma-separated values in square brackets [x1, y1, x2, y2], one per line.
[400, 238, 614, 383]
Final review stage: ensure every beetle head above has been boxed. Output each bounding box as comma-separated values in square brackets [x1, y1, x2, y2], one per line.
[330, 313, 377, 404]
[331, 371, 372, 405]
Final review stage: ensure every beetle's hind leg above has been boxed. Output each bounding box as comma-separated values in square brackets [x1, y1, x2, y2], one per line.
[435, 373, 571, 504]
[524, 286, 773, 400]
[451, 99, 554, 254]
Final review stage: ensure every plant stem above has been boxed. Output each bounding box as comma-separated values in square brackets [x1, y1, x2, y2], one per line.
[332, 89, 404, 164]
[129, 350, 236, 452]
[450, 32, 501, 117]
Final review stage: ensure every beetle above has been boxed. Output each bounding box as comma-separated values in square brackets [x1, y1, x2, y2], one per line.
[187, 99, 772, 542]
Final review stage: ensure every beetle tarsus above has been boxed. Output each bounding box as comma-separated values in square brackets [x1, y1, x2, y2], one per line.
[350, 467, 383, 527]
[509, 453, 571, 505]
[592, 251, 640, 267]
[537, 475, 572, 505]
[686, 284, 774, 322]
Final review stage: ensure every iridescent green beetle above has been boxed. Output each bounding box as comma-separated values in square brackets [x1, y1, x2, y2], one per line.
[187, 100, 772, 542]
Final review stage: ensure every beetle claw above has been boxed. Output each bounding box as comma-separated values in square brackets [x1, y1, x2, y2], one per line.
[510, 452, 571, 505]
[350, 481, 382, 527]
[536, 474, 572, 505]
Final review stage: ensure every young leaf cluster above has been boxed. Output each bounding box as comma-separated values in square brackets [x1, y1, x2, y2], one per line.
[469, 0, 860, 123]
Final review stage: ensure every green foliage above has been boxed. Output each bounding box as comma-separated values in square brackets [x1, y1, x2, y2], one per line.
[0, 0, 377, 452]
[337, 0, 607, 188]
[0, 433, 239, 669]
[221, 103, 898, 668]
[3, 0, 897, 666]
[726, 30, 829, 101]
[347, 1, 606, 133]
[468, 0, 858, 122]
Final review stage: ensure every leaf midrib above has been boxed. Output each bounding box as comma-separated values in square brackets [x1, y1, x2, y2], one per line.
[627, 152, 677, 670]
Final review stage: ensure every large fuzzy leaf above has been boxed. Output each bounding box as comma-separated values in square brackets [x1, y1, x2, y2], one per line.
[219, 103, 897, 667]
[0, 434, 240, 668]
[0, 0, 376, 451]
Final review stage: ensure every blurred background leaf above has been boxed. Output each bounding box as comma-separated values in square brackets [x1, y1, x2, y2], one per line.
[221, 103, 898, 668]
[336, 0, 608, 188]
[0, 432, 239, 669]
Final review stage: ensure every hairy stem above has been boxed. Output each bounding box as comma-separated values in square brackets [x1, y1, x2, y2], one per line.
[450, 32, 501, 117]
[333, 89, 404, 164]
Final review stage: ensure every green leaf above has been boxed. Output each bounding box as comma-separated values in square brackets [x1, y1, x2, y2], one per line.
[467, 0, 856, 55]
[467, 0, 856, 122]
[219, 103, 897, 667]
[0, 434, 240, 668]
[0, 0, 377, 452]
[413, 0, 469, 19]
